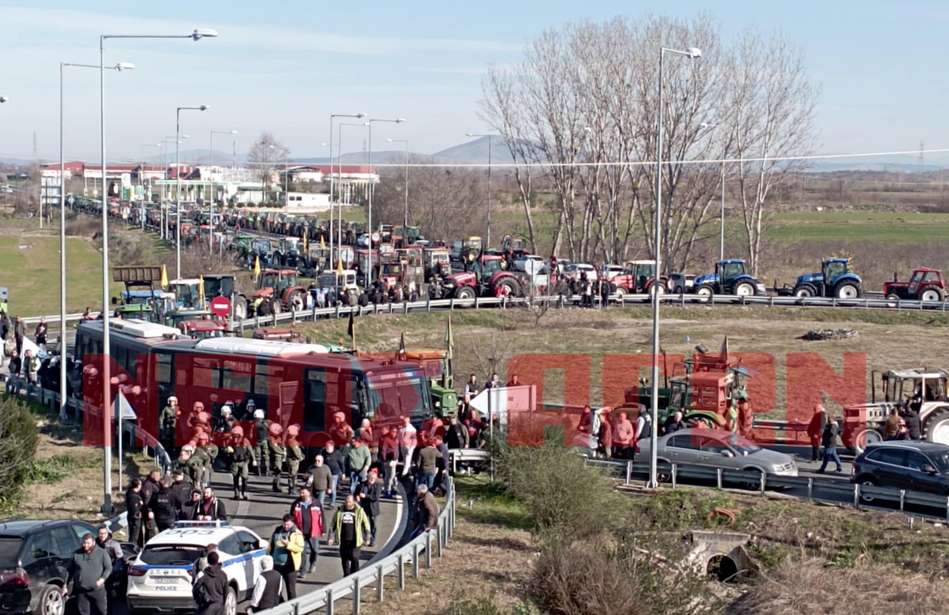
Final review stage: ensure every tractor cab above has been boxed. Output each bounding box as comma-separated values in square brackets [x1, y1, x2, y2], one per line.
[252, 238, 274, 265]
[470, 255, 506, 282]
[202, 274, 235, 299]
[168, 279, 203, 309]
[393, 225, 424, 247]
[179, 318, 227, 340]
[400, 349, 457, 417]
[256, 270, 299, 297]
[424, 247, 451, 281]
[883, 268, 946, 302]
[613, 260, 665, 295]
[319, 269, 360, 303]
[790, 257, 862, 299]
[693, 259, 765, 297]
[844, 369, 949, 452]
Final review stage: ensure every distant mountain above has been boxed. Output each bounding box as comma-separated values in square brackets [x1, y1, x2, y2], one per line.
[432, 136, 514, 165]
[806, 161, 949, 173]
[0, 157, 37, 166]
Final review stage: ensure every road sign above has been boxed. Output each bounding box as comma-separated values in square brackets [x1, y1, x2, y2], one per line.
[210, 296, 231, 317]
[371, 232, 381, 243]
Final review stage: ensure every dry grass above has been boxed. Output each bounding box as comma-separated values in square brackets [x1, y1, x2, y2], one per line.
[730, 559, 949, 615]
[16, 413, 154, 524]
[336, 514, 535, 615]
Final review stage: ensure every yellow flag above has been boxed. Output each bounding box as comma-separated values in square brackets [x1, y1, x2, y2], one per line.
[320, 235, 325, 250]
[302, 232, 308, 253]
[199, 276, 205, 306]
[253, 255, 261, 278]
[336, 255, 344, 275]
[160, 264, 169, 290]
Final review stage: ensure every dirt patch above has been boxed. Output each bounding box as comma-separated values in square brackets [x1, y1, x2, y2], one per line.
[338, 516, 534, 615]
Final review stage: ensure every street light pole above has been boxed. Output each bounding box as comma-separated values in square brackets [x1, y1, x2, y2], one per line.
[386, 138, 410, 235]
[649, 46, 701, 489]
[337, 122, 369, 260]
[465, 133, 499, 248]
[366, 118, 406, 287]
[210, 130, 237, 253]
[176, 105, 209, 278]
[162, 136, 187, 239]
[329, 114, 366, 265]
[99, 28, 216, 514]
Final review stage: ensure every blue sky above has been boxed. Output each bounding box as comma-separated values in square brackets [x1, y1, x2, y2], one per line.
[0, 1, 945, 163]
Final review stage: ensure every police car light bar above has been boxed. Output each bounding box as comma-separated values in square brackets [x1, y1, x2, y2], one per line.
[172, 520, 228, 528]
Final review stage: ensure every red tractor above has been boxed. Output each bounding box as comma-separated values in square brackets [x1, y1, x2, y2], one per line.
[883, 268, 946, 302]
[610, 260, 668, 296]
[442, 254, 521, 300]
[253, 269, 307, 313]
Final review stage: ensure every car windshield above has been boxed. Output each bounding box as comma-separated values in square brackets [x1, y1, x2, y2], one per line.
[0, 538, 22, 567]
[927, 451, 949, 472]
[717, 433, 761, 455]
[139, 545, 205, 566]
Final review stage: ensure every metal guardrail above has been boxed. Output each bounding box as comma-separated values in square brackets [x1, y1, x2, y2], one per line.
[586, 457, 949, 521]
[259, 477, 455, 615]
[21, 288, 949, 331]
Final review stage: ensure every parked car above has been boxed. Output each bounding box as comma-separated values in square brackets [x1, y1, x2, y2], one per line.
[127, 520, 267, 615]
[636, 428, 798, 478]
[0, 519, 138, 615]
[562, 263, 599, 283]
[850, 441, 949, 501]
[599, 264, 624, 281]
[668, 273, 695, 294]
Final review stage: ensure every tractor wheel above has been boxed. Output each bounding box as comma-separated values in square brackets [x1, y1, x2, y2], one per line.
[456, 286, 476, 301]
[735, 282, 755, 297]
[496, 278, 519, 298]
[614, 286, 626, 297]
[885, 293, 900, 301]
[648, 283, 665, 296]
[921, 287, 945, 302]
[793, 284, 816, 298]
[850, 427, 882, 456]
[925, 409, 949, 446]
[694, 285, 714, 303]
[834, 282, 860, 299]
[234, 296, 248, 320]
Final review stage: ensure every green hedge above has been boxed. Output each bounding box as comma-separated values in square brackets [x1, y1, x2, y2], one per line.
[0, 396, 40, 508]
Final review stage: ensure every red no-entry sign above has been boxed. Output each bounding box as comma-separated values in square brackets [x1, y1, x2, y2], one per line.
[210, 296, 231, 317]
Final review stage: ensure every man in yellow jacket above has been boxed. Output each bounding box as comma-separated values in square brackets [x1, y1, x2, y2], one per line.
[268, 515, 304, 601]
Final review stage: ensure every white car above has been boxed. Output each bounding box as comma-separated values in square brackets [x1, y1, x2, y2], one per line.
[126, 521, 268, 615]
[564, 263, 599, 282]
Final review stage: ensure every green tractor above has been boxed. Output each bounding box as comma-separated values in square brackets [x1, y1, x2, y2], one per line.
[401, 348, 457, 417]
[110, 266, 168, 323]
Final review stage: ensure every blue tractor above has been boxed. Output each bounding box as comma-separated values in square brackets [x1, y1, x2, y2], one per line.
[692, 259, 767, 297]
[791, 258, 862, 299]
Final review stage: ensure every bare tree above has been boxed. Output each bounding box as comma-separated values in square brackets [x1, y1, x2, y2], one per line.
[727, 29, 820, 276]
[247, 133, 290, 204]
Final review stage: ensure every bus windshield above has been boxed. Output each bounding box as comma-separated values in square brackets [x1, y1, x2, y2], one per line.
[365, 373, 431, 425]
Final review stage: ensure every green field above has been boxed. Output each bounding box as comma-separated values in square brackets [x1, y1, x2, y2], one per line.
[0, 236, 122, 317]
[763, 212, 949, 244]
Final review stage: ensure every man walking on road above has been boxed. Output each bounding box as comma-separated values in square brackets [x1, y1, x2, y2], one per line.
[328, 495, 371, 577]
[322, 442, 344, 508]
[246, 556, 283, 614]
[62, 533, 111, 615]
[415, 438, 439, 491]
[95, 527, 123, 615]
[347, 439, 371, 495]
[817, 418, 843, 474]
[412, 484, 440, 539]
[355, 470, 382, 544]
[398, 417, 417, 478]
[306, 455, 333, 509]
[150, 478, 180, 532]
[227, 426, 256, 500]
[289, 487, 323, 577]
[268, 515, 304, 601]
[192, 551, 228, 615]
[195, 487, 227, 521]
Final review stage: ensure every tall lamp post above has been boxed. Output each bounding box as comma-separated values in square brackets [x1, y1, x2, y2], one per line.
[209, 130, 237, 253]
[329, 113, 366, 265]
[337, 122, 369, 261]
[386, 138, 410, 235]
[140, 143, 160, 229]
[162, 135, 188, 239]
[99, 27, 217, 514]
[367, 117, 406, 286]
[176, 105, 210, 278]
[648, 45, 701, 490]
[465, 133, 499, 248]
[60, 61, 134, 422]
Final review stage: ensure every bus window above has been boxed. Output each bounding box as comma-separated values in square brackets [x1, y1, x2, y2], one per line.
[366, 373, 431, 425]
[219, 360, 253, 394]
[156, 354, 172, 384]
[254, 364, 271, 396]
[303, 370, 327, 433]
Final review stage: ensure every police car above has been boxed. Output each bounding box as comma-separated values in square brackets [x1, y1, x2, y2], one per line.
[126, 521, 267, 615]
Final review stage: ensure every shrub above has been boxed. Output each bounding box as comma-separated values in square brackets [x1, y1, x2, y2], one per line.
[0, 396, 40, 507]
[731, 558, 949, 615]
[446, 597, 541, 615]
[496, 440, 627, 541]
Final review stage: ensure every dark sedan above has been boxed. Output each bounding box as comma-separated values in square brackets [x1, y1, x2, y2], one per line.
[851, 441, 949, 501]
